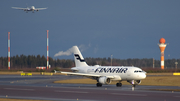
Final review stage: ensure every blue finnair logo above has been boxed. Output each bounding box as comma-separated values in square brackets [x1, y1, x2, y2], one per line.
[74, 54, 85, 62]
[94, 67, 128, 73]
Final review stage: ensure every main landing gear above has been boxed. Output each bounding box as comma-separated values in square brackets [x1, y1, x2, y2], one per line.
[96, 83, 123, 87]
[116, 83, 122, 87]
[96, 83, 102, 87]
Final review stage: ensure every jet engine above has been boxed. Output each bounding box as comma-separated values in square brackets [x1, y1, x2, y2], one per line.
[98, 76, 111, 84]
[134, 80, 141, 85]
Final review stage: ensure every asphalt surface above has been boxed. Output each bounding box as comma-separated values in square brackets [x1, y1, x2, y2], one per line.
[0, 75, 180, 101]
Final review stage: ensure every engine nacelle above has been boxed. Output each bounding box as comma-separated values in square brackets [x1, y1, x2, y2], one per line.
[98, 77, 111, 84]
[127, 80, 141, 85]
[135, 80, 141, 85]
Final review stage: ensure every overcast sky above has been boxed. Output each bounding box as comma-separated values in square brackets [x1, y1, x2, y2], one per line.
[0, 0, 180, 60]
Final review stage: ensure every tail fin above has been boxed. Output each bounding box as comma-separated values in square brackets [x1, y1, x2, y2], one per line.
[73, 46, 88, 67]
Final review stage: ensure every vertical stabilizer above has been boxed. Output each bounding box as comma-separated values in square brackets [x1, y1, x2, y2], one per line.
[73, 46, 88, 67]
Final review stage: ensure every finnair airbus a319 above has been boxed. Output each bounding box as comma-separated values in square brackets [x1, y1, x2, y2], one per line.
[12, 6, 47, 13]
[57, 46, 146, 87]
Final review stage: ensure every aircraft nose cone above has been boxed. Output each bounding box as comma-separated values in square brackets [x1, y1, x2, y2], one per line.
[138, 73, 146, 79]
[142, 73, 146, 79]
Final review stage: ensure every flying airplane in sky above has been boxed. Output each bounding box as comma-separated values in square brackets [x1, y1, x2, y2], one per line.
[57, 46, 146, 87]
[12, 6, 47, 13]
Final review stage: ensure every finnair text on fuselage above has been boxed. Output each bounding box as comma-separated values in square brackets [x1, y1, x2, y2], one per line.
[94, 67, 128, 73]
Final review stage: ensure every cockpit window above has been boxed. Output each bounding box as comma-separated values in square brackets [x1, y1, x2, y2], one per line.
[134, 70, 143, 73]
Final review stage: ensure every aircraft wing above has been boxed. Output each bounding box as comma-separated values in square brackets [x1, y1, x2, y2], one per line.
[35, 8, 48, 11]
[12, 7, 27, 10]
[61, 72, 114, 79]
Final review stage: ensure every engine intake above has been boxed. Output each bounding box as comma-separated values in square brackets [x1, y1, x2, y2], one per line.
[134, 80, 141, 85]
[98, 76, 111, 84]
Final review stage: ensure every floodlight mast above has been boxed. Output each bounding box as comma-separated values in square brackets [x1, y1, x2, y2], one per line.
[8, 32, 10, 70]
[47, 30, 49, 70]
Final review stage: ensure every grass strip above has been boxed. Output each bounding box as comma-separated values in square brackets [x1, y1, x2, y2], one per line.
[0, 72, 40, 75]
[0, 72, 63, 75]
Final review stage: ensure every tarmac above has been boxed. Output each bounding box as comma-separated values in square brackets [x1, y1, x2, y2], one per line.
[0, 75, 180, 101]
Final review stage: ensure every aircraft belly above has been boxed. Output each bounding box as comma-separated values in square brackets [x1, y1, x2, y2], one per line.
[111, 75, 121, 80]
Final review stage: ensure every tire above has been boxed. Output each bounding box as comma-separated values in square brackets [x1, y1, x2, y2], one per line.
[96, 83, 102, 87]
[116, 83, 122, 87]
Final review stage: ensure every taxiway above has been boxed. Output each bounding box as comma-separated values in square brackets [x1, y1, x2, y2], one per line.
[0, 75, 180, 101]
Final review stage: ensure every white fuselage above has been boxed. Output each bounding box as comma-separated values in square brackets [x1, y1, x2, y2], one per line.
[25, 6, 35, 11]
[71, 66, 146, 81]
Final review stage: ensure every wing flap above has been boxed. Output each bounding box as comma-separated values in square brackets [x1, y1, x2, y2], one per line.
[35, 8, 47, 10]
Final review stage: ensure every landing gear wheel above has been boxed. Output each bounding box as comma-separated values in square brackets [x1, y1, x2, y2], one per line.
[116, 83, 122, 87]
[96, 83, 102, 87]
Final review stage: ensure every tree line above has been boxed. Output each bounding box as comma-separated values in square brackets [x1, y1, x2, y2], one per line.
[0, 54, 179, 69]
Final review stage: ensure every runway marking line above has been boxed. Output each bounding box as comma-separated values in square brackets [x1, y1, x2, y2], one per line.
[111, 93, 147, 96]
[55, 90, 88, 94]
[4, 88, 35, 91]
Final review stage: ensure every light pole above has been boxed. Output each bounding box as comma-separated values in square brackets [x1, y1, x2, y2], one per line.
[153, 58, 154, 68]
[175, 62, 178, 70]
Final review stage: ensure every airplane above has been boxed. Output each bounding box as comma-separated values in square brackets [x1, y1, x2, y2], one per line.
[57, 46, 146, 87]
[11, 6, 47, 13]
